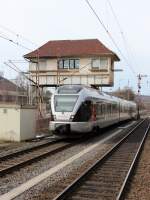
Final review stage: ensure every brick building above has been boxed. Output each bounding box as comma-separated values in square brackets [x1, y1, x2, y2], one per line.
[0, 76, 27, 104]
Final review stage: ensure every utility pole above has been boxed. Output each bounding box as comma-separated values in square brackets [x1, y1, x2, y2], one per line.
[127, 79, 130, 100]
[137, 74, 147, 119]
[57, 58, 61, 87]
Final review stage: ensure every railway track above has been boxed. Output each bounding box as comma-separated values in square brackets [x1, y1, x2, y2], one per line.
[0, 139, 73, 176]
[53, 118, 150, 200]
[0, 138, 61, 159]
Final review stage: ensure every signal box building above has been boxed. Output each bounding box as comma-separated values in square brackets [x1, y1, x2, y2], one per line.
[24, 39, 120, 87]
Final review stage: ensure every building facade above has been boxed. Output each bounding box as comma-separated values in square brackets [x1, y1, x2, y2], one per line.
[24, 39, 120, 87]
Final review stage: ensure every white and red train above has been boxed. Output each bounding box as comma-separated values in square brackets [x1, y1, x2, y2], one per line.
[50, 85, 137, 137]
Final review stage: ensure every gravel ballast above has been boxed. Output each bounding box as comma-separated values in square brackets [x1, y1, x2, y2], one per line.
[0, 120, 140, 199]
[124, 130, 150, 200]
[0, 126, 130, 198]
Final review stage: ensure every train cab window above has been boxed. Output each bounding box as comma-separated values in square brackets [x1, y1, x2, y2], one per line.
[54, 95, 78, 112]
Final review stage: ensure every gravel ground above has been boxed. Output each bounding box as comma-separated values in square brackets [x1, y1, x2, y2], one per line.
[0, 141, 23, 151]
[0, 124, 131, 197]
[0, 120, 139, 199]
[12, 122, 138, 200]
[0, 135, 108, 195]
[16, 144, 109, 200]
[124, 129, 150, 200]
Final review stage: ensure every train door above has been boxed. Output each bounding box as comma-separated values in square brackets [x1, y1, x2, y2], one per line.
[91, 103, 97, 121]
[73, 100, 92, 122]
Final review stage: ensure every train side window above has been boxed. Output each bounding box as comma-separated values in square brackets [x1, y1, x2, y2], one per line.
[117, 104, 119, 112]
[120, 104, 121, 112]
[105, 104, 107, 115]
[115, 104, 117, 113]
[106, 104, 108, 116]
[126, 106, 127, 113]
[109, 104, 111, 115]
[100, 104, 103, 115]
[96, 103, 100, 115]
[112, 104, 114, 113]
[107, 104, 109, 115]
[97, 104, 102, 116]
[98, 103, 102, 116]
[102, 104, 105, 116]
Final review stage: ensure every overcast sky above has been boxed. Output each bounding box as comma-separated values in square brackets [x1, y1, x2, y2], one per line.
[0, 0, 150, 95]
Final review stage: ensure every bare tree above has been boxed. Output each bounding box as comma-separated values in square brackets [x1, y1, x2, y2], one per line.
[110, 87, 135, 101]
[15, 72, 28, 90]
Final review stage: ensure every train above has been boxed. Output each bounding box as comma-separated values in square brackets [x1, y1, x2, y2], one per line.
[49, 85, 137, 137]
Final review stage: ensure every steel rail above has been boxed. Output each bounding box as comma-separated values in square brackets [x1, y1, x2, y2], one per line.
[0, 142, 73, 176]
[53, 118, 147, 200]
[116, 121, 150, 200]
[0, 138, 62, 161]
[0, 123, 121, 177]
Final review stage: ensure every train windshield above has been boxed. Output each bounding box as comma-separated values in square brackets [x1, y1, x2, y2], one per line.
[54, 95, 78, 112]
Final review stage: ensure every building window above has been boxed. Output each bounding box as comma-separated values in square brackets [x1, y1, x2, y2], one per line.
[75, 59, 79, 69]
[64, 59, 69, 69]
[58, 60, 63, 69]
[92, 57, 108, 70]
[69, 59, 74, 69]
[92, 59, 100, 69]
[100, 58, 108, 69]
[58, 59, 79, 69]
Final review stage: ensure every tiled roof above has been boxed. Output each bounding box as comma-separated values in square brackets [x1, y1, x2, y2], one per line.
[0, 76, 20, 92]
[24, 39, 120, 61]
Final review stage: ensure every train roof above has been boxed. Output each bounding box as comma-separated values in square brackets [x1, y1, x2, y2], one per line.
[54, 85, 136, 107]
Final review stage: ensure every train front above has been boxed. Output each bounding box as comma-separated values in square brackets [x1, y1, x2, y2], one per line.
[49, 85, 88, 137]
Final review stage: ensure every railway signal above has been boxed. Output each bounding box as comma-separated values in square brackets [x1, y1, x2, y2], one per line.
[137, 74, 147, 119]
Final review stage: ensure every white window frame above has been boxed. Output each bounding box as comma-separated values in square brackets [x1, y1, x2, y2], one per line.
[92, 57, 108, 70]
[58, 58, 80, 69]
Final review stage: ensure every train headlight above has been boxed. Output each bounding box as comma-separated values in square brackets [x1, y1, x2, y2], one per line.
[51, 115, 56, 121]
[70, 115, 74, 120]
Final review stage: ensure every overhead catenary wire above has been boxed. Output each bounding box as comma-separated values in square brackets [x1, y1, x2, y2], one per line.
[4, 61, 37, 85]
[0, 33, 32, 51]
[85, 0, 136, 77]
[107, 0, 137, 76]
[0, 25, 43, 116]
[8, 60, 28, 63]
[0, 31, 41, 93]
[0, 24, 38, 47]
[7, 60, 44, 114]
